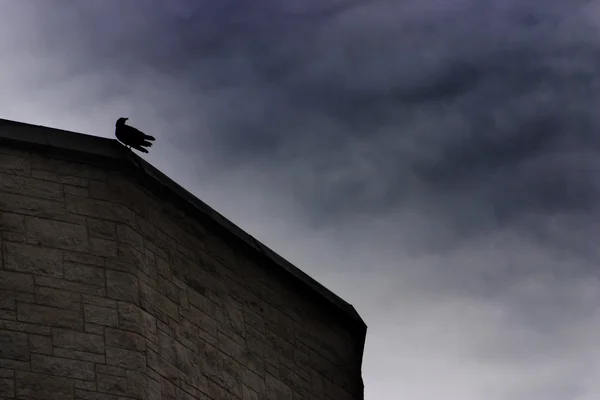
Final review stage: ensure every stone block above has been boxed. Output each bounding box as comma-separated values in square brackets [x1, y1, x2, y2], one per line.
[0, 330, 29, 361]
[126, 370, 161, 400]
[218, 353, 244, 398]
[0, 270, 34, 293]
[75, 388, 130, 400]
[4, 242, 63, 277]
[243, 385, 260, 400]
[84, 324, 106, 336]
[156, 257, 171, 277]
[156, 278, 182, 306]
[29, 333, 53, 355]
[96, 364, 127, 377]
[186, 288, 212, 313]
[54, 347, 105, 363]
[0, 153, 30, 176]
[32, 168, 88, 187]
[117, 224, 144, 253]
[0, 357, 29, 371]
[2, 230, 26, 242]
[140, 283, 178, 321]
[0, 173, 63, 201]
[106, 346, 146, 371]
[106, 270, 139, 305]
[35, 276, 105, 296]
[223, 299, 246, 339]
[179, 375, 203, 398]
[244, 349, 265, 377]
[74, 379, 97, 391]
[90, 237, 118, 257]
[117, 242, 145, 270]
[66, 195, 134, 225]
[31, 353, 95, 381]
[31, 155, 105, 180]
[17, 303, 83, 330]
[84, 322, 104, 335]
[280, 364, 305, 393]
[36, 286, 81, 310]
[179, 306, 218, 339]
[0, 319, 51, 335]
[157, 330, 193, 375]
[52, 328, 105, 354]
[0, 309, 16, 320]
[206, 378, 237, 400]
[146, 349, 179, 384]
[88, 218, 117, 240]
[65, 212, 87, 227]
[218, 331, 245, 360]
[244, 307, 265, 333]
[0, 291, 16, 310]
[63, 251, 105, 267]
[243, 368, 265, 395]
[84, 304, 119, 327]
[66, 211, 87, 225]
[64, 263, 105, 286]
[266, 373, 292, 400]
[16, 371, 74, 400]
[88, 179, 125, 202]
[25, 217, 89, 252]
[0, 377, 14, 398]
[134, 215, 156, 240]
[15, 291, 34, 303]
[172, 318, 198, 350]
[264, 329, 294, 367]
[0, 192, 65, 219]
[117, 302, 157, 338]
[0, 369, 13, 378]
[97, 373, 128, 395]
[64, 184, 88, 196]
[0, 212, 25, 232]
[105, 328, 146, 352]
[82, 294, 117, 309]
[140, 252, 158, 281]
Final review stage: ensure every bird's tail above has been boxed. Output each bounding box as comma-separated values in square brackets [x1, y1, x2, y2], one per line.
[141, 140, 153, 147]
[131, 144, 149, 153]
[144, 134, 156, 141]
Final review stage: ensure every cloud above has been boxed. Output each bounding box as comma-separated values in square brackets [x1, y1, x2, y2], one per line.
[2, 1, 600, 399]
[34, 0, 600, 230]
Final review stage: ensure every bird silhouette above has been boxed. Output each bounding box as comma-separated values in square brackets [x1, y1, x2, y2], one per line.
[115, 117, 155, 153]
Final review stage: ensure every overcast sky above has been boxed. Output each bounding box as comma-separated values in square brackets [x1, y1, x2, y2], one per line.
[2, 1, 600, 398]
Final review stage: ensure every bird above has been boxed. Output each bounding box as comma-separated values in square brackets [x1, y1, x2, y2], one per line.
[114, 117, 155, 153]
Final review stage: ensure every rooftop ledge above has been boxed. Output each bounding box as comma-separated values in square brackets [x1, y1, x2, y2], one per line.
[0, 118, 367, 363]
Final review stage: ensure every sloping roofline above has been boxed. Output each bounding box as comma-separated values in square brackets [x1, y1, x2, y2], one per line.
[0, 118, 367, 366]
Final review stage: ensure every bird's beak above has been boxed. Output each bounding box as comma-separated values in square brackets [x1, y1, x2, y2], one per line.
[124, 118, 129, 121]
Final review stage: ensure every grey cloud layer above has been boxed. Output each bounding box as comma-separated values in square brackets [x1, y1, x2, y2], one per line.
[28, 0, 600, 230]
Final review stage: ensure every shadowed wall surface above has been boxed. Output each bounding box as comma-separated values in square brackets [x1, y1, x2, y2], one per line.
[0, 119, 366, 400]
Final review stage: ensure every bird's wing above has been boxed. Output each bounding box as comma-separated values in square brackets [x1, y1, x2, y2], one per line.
[124, 125, 148, 140]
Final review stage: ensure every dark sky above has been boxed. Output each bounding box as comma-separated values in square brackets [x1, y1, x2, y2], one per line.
[2, 1, 600, 398]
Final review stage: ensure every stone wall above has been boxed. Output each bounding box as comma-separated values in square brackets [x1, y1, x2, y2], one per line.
[0, 144, 365, 400]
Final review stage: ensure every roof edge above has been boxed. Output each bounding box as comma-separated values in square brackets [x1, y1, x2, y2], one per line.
[0, 118, 367, 363]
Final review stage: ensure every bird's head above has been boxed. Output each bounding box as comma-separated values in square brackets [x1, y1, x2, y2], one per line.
[116, 117, 129, 126]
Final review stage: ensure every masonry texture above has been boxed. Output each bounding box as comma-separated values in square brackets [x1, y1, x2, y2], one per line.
[0, 119, 366, 400]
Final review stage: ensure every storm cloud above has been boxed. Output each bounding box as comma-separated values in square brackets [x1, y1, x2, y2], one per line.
[2, 1, 600, 399]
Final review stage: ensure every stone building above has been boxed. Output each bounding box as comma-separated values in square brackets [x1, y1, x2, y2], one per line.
[0, 119, 366, 400]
